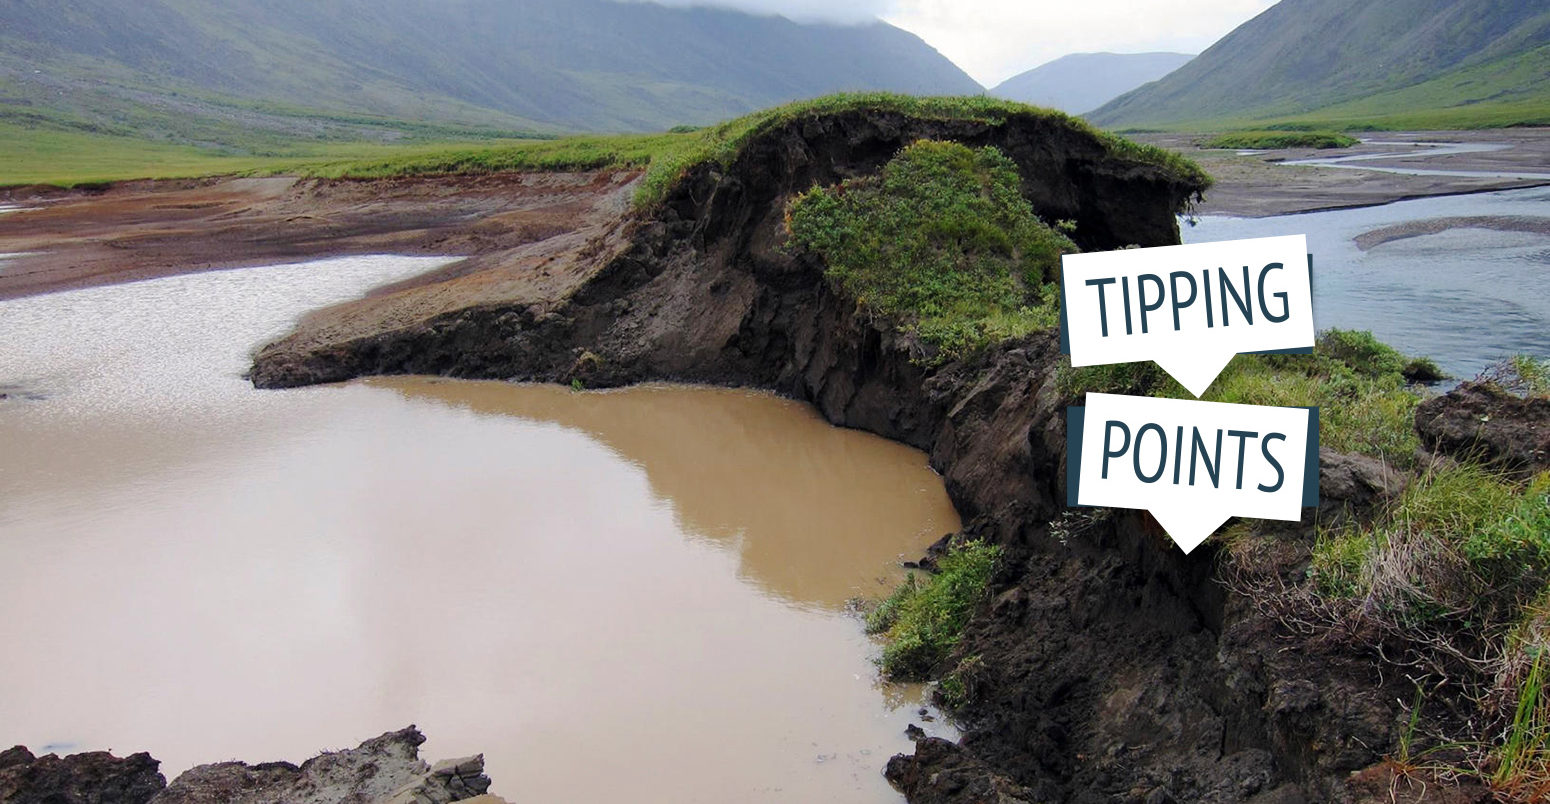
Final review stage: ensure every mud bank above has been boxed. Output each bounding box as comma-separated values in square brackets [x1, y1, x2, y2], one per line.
[0, 171, 636, 300]
[0, 727, 495, 804]
[236, 107, 1485, 802]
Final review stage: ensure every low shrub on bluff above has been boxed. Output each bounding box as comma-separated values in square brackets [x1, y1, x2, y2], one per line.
[866, 541, 1000, 681]
[786, 140, 1076, 361]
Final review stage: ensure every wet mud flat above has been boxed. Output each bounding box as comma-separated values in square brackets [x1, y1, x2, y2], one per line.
[1139, 128, 1550, 216]
[0, 170, 637, 299]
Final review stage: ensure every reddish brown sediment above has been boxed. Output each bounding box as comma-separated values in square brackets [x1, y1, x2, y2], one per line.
[0, 171, 637, 300]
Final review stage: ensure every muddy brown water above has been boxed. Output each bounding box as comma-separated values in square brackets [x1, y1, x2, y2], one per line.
[0, 256, 960, 802]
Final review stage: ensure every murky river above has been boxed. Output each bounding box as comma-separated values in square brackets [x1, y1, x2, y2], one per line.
[0, 256, 960, 802]
[1185, 185, 1550, 378]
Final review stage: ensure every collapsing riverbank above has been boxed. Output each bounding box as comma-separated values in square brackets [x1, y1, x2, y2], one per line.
[246, 98, 1541, 800]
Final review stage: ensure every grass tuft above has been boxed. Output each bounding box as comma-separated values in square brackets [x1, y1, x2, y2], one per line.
[1479, 355, 1550, 398]
[1310, 466, 1550, 633]
[1493, 649, 1550, 795]
[866, 541, 1000, 681]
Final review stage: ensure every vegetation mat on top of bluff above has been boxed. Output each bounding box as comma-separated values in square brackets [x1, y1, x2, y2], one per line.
[300, 93, 1209, 210]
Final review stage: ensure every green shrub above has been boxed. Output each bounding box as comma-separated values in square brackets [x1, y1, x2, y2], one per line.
[1057, 361, 1168, 397]
[865, 572, 918, 634]
[1309, 527, 1375, 598]
[868, 542, 1001, 681]
[1203, 130, 1360, 149]
[787, 140, 1075, 361]
[937, 654, 983, 709]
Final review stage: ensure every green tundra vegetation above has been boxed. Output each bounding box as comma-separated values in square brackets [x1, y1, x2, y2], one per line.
[1201, 130, 1361, 150]
[310, 93, 1208, 209]
[1089, 0, 1550, 132]
[0, 119, 550, 187]
[2, 94, 1208, 210]
[786, 139, 1075, 360]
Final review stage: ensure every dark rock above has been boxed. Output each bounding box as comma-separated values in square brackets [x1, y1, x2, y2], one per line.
[1415, 381, 1550, 476]
[0, 746, 166, 804]
[905, 532, 958, 571]
[885, 737, 1042, 804]
[151, 726, 490, 804]
[1317, 448, 1407, 524]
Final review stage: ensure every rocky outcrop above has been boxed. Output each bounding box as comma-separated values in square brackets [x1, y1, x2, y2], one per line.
[1316, 447, 1408, 523]
[885, 735, 1039, 804]
[1416, 380, 1550, 476]
[0, 745, 165, 804]
[244, 109, 1438, 801]
[151, 727, 489, 804]
[0, 728, 490, 804]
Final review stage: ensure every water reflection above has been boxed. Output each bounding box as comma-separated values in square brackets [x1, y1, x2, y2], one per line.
[373, 378, 958, 609]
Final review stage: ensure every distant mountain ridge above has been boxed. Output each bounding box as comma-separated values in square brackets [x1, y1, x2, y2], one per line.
[991, 52, 1193, 115]
[0, 0, 982, 141]
[1090, 0, 1550, 128]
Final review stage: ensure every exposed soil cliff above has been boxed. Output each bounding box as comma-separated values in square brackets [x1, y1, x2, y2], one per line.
[245, 108, 1459, 801]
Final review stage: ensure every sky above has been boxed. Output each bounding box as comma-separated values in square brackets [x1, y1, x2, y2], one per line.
[639, 0, 1280, 87]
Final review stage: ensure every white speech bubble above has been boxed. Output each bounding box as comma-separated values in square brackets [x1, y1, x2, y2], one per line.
[1068, 393, 1318, 553]
[1061, 235, 1314, 397]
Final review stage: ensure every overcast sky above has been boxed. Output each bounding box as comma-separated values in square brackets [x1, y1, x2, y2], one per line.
[639, 0, 1279, 87]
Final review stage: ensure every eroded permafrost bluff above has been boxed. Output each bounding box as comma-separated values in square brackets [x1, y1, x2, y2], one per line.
[247, 96, 1521, 802]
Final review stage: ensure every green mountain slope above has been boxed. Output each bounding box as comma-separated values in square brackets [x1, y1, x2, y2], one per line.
[1089, 0, 1550, 129]
[990, 52, 1193, 115]
[0, 0, 982, 145]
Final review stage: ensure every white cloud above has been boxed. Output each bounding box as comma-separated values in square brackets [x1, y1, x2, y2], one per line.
[615, 0, 1280, 86]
